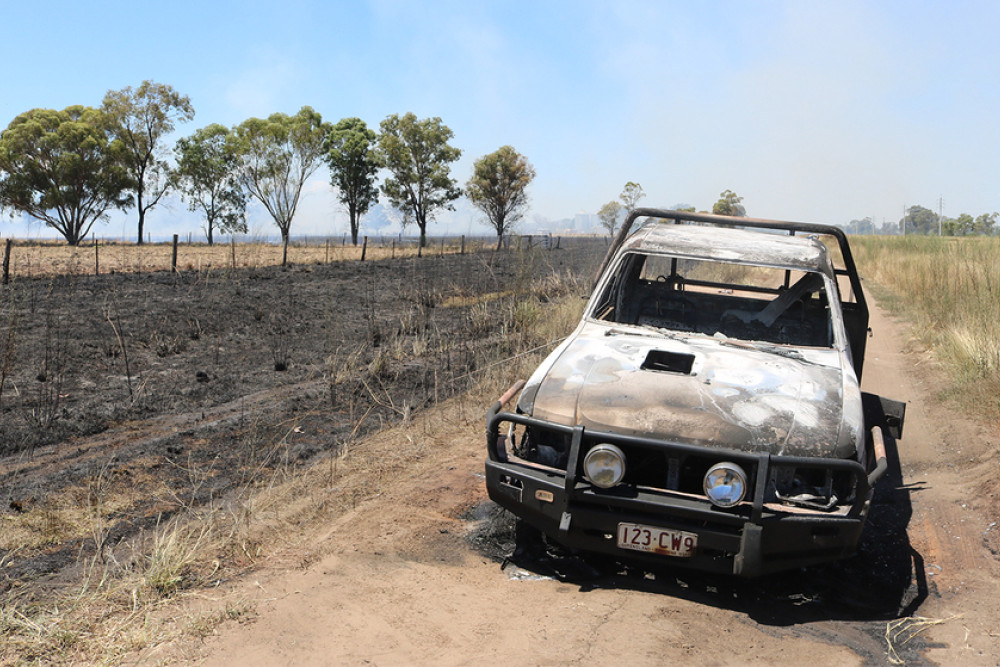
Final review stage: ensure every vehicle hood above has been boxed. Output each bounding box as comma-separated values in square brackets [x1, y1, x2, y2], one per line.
[518, 323, 860, 457]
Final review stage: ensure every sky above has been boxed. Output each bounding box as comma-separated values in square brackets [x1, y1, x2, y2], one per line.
[2, 0, 999, 241]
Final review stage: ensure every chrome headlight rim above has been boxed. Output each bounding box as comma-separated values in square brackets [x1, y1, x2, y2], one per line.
[703, 461, 748, 508]
[583, 443, 627, 489]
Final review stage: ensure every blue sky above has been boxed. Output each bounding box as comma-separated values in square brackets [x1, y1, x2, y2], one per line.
[2, 0, 999, 240]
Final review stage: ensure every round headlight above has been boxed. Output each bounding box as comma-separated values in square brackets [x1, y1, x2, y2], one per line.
[583, 444, 626, 489]
[703, 462, 748, 508]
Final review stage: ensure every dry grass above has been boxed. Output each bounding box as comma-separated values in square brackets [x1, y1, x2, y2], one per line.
[851, 235, 1000, 416]
[885, 615, 960, 664]
[0, 237, 495, 279]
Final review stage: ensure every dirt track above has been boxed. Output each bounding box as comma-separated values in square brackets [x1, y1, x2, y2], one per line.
[148, 295, 1000, 665]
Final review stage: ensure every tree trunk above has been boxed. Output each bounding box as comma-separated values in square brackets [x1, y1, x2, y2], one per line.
[496, 233, 503, 251]
[281, 232, 289, 266]
[137, 206, 145, 246]
[207, 223, 214, 246]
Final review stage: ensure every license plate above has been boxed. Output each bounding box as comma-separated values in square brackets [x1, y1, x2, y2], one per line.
[617, 522, 697, 557]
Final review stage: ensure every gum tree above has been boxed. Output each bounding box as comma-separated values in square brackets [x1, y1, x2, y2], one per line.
[598, 200, 623, 237]
[325, 117, 379, 246]
[103, 81, 194, 244]
[174, 124, 247, 245]
[235, 106, 329, 265]
[619, 181, 645, 213]
[465, 146, 535, 250]
[377, 113, 461, 247]
[0, 106, 132, 245]
[713, 189, 746, 217]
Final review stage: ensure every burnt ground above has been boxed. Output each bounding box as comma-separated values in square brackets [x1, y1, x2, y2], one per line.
[0, 239, 605, 598]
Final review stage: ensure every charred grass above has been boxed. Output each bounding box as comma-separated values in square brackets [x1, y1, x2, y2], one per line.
[0, 238, 600, 664]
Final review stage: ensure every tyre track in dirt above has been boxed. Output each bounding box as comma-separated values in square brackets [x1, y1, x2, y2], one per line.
[861, 294, 1000, 663]
[0, 378, 328, 487]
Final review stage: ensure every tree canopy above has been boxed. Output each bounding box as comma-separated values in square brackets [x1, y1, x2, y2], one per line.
[941, 211, 997, 236]
[597, 200, 623, 236]
[102, 81, 194, 244]
[712, 189, 746, 217]
[465, 146, 535, 249]
[377, 113, 461, 247]
[325, 117, 380, 246]
[900, 205, 938, 234]
[0, 106, 132, 245]
[174, 124, 247, 245]
[234, 106, 329, 265]
[619, 181, 645, 213]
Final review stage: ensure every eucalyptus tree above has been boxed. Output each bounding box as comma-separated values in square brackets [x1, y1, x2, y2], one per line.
[712, 189, 746, 217]
[234, 106, 330, 265]
[377, 113, 461, 247]
[174, 124, 247, 245]
[619, 181, 645, 213]
[325, 117, 379, 246]
[102, 80, 194, 244]
[465, 146, 535, 249]
[597, 200, 623, 237]
[0, 106, 132, 245]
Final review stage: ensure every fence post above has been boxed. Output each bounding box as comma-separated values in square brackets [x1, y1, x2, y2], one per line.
[94, 238, 99, 276]
[461, 235, 465, 255]
[391, 239, 396, 259]
[2, 239, 11, 285]
[361, 236, 368, 262]
[172, 234, 179, 272]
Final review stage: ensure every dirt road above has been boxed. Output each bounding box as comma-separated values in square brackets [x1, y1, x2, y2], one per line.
[156, 298, 1000, 666]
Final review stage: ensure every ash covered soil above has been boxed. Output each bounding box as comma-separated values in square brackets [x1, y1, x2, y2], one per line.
[0, 240, 601, 597]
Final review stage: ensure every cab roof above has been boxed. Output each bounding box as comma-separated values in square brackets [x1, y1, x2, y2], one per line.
[620, 221, 834, 277]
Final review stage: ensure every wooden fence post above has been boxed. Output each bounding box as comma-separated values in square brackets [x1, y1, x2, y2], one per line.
[94, 238, 99, 276]
[460, 235, 465, 255]
[361, 236, 368, 262]
[172, 234, 179, 272]
[2, 239, 11, 285]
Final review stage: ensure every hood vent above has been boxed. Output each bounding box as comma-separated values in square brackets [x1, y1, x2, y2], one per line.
[641, 349, 695, 375]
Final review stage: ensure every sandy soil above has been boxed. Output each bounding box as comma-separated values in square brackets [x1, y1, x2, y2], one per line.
[145, 294, 1000, 666]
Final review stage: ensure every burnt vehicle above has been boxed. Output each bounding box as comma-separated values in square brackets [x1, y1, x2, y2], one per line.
[486, 208, 904, 577]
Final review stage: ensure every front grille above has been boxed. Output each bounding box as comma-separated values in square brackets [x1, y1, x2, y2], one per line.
[504, 420, 862, 513]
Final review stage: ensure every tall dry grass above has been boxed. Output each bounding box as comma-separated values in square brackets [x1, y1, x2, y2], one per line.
[851, 235, 1000, 414]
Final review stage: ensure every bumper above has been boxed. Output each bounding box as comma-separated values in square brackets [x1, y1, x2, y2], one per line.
[486, 397, 886, 577]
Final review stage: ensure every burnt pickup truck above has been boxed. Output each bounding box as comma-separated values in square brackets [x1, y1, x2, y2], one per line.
[486, 208, 904, 577]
